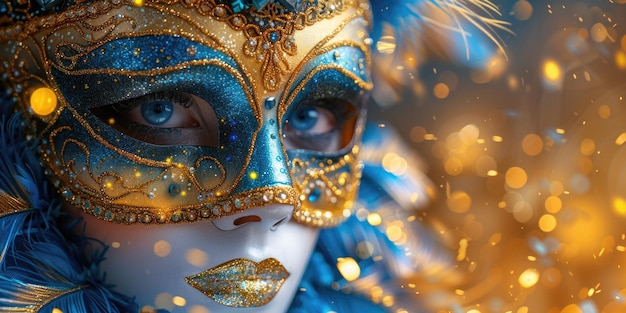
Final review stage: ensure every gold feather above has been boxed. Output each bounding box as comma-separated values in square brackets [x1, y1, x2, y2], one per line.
[0, 192, 29, 218]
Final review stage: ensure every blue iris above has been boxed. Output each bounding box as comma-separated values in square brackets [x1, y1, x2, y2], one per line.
[289, 106, 318, 131]
[141, 101, 174, 125]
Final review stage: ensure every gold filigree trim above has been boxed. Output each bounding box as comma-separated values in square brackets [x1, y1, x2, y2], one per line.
[151, 0, 358, 90]
[0, 0, 366, 91]
[277, 11, 372, 119]
[62, 185, 301, 224]
[291, 152, 360, 227]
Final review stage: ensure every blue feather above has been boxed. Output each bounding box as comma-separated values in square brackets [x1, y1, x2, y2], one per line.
[0, 212, 29, 266]
[15, 165, 41, 209]
[1, 97, 137, 312]
[0, 207, 137, 312]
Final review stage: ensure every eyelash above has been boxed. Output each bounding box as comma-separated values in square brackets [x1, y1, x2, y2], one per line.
[121, 120, 188, 141]
[295, 99, 357, 127]
[109, 91, 194, 114]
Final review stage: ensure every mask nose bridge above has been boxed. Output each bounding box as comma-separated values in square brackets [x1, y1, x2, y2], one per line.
[242, 97, 292, 189]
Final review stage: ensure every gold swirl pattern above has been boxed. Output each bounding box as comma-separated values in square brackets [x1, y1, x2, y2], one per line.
[0, 0, 363, 91]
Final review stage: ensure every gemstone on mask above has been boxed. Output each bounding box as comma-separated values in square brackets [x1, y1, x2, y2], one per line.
[268, 31, 280, 43]
[169, 184, 182, 196]
[264, 97, 276, 110]
[308, 188, 321, 202]
[141, 214, 152, 223]
[232, 0, 245, 13]
[232, 16, 243, 27]
[201, 208, 211, 218]
[214, 6, 225, 16]
[186, 45, 197, 56]
[157, 214, 167, 223]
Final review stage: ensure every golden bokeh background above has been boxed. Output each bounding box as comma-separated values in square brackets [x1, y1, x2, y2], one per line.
[370, 1, 626, 312]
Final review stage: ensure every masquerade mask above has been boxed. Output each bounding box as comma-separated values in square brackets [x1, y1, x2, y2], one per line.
[0, 0, 372, 227]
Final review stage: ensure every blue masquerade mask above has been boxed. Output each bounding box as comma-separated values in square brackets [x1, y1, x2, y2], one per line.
[0, 0, 372, 227]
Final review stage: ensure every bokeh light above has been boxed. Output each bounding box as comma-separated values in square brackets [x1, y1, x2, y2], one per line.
[172, 296, 186, 307]
[518, 268, 539, 288]
[505, 167, 528, 189]
[337, 257, 361, 282]
[29, 87, 57, 116]
[512, 0, 533, 21]
[366, 2, 626, 312]
[153, 240, 172, 258]
[521, 133, 543, 156]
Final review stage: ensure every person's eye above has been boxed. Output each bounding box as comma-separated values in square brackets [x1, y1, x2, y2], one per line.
[91, 91, 219, 147]
[130, 99, 195, 128]
[286, 105, 335, 135]
[283, 99, 358, 152]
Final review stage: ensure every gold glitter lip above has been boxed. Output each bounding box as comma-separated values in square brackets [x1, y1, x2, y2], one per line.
[185, 258, 290, 307]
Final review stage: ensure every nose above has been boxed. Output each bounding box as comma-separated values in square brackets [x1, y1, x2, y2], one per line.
[211, 205, 293, 231]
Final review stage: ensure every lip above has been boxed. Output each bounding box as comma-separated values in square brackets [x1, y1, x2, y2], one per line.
[185, 258, 290, 307]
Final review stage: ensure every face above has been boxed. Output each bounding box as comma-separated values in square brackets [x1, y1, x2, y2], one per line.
[0, 0, 372, 311]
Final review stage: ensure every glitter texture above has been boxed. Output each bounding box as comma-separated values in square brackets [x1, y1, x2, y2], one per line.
[185, 258, 289, 307]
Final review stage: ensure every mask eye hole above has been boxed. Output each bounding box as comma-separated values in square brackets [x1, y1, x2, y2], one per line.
[283, 98, 358, 152]
[91, 91, 219, 147]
